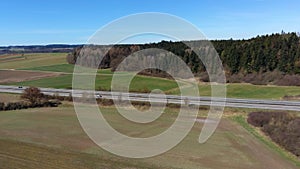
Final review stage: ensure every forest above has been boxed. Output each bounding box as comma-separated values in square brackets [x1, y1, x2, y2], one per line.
[67, 32, 300, 85]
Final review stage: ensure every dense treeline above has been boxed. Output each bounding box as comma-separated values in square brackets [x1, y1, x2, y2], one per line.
[0, 44, 79, 55]
[247, 112, 300, 157]
[215, 32, 300, 74]
[67, 32, 300, 85]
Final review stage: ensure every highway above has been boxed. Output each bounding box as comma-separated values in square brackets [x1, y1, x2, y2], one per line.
[1, 85, 300, 111]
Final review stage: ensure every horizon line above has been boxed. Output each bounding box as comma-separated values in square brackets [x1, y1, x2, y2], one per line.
[0, 31, 298, 47]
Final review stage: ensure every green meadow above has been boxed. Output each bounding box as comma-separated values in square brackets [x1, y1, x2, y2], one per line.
[1, 53, 300, 99]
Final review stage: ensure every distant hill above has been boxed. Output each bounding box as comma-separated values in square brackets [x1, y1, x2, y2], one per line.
[0, 44, 82, 55]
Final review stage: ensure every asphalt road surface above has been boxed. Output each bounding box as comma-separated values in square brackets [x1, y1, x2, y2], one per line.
[1, 85, 300, 111]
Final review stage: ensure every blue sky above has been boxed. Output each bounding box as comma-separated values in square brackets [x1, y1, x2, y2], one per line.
[0, 0, 299, 45]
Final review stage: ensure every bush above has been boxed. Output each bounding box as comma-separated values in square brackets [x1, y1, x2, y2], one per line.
[199, 72, 209, 82]
[227, 72, 244, 83]
[2, 101, 30, 111]
[44, 93, 73, 102]
[226, 70, 300, 86]
[0, 102, 4, 111]
[247, 111, 300, 157]
[0, 87, 62, 112]
[21, 87, 44, 105]
[97, 98, 114, 106]
[275, 74, 300, 86]
[247, 112, 272, 127]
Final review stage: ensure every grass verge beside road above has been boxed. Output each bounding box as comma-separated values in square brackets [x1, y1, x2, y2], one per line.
[172, 83, 300, 100]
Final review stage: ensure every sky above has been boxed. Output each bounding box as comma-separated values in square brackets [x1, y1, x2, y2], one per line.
[0, 0, 299, 46]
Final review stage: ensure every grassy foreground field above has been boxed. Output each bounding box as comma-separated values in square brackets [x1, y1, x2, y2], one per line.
[0, 102, 298, 169]
[0, 139, 155, 169]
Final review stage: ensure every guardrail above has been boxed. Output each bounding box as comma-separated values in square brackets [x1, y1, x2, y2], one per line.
[1, 85, 300, 111]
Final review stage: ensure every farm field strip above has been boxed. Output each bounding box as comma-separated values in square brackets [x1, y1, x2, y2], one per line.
[0, 53, 68, 69]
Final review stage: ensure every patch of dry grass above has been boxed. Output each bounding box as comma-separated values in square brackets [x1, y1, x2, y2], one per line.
[0, 93, 21, 103]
